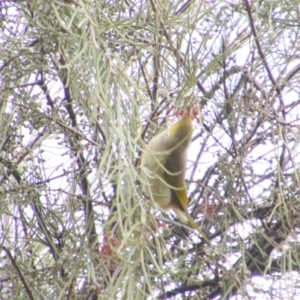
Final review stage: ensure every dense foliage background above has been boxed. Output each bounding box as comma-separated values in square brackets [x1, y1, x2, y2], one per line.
[1, 0, 300, 299]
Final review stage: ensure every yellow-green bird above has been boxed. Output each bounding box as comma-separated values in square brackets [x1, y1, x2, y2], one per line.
[141, 113, 210, 244]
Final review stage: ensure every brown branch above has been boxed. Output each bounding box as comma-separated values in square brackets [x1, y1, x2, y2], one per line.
[175, 0, 195, 15]
[2, 247, 35, 300]
[158, 280, 218, 299]
[134, 97, 167, 167]
[244, 0, 285, 117]
[139, 57, 153, 100]
[152, 36, 161, 106]
[58, 54, 99, 253]
[283, 62, 300, 85]
[38, 69, 55, 109]
[244, 0, 289, 209]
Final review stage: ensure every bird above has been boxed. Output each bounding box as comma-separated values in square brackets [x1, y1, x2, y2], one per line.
[141, 112, 210, 244]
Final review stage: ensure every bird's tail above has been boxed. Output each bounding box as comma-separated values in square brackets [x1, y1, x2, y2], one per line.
[187, 215, 211, 245]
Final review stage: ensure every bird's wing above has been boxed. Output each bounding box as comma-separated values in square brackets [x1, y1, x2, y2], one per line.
[164, 169, 189, 210]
